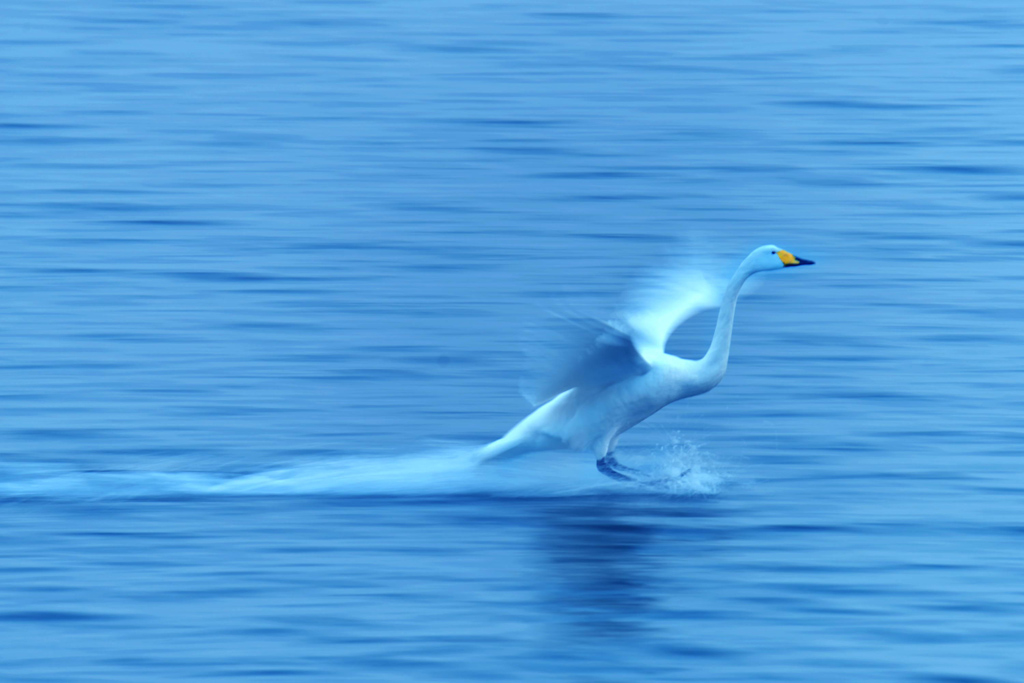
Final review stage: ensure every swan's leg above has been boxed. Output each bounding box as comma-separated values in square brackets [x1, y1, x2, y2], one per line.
[595, 436, 644, 482]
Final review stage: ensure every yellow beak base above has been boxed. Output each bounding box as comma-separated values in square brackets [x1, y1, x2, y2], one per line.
[777, 249, 814, 267]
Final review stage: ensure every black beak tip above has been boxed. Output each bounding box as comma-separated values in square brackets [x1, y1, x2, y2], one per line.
[798, 257, 815, 266]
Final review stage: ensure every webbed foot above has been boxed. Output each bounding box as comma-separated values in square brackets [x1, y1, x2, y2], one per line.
[596, 454, 643, 482]
[596, 454, 692, 485]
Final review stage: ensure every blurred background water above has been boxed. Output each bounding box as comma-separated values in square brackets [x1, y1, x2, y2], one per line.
[3, 0, 1024, 680]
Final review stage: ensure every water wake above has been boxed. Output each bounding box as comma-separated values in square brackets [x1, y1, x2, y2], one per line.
[0, 439, 723, 501]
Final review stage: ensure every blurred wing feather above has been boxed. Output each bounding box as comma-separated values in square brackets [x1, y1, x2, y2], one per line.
[623, 270, 722, 361]
[520, 316, 651, 406]
[519, 266, 723, 406]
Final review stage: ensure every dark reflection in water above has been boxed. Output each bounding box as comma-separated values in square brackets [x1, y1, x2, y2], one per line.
[537, 500, 658, 640]
[533, 497, 735, 654]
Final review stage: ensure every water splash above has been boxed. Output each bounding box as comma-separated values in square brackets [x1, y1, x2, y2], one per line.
[622, 434, 727, 496]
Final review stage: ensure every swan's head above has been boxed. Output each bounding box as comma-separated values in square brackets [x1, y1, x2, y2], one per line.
[748, 244, 814, 273]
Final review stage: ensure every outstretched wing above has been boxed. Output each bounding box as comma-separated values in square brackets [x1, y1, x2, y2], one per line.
[622, 269, 722, 362]
[519, 315, 651, 407]
[519, 264, 724, 406]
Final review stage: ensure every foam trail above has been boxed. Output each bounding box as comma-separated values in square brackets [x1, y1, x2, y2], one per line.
[214, 448, 613, 497]
[0, 443, 722, 500]
[0, 467, 221, 500]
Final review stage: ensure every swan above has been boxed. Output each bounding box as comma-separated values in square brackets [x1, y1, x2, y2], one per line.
[477, 244, 814, 481]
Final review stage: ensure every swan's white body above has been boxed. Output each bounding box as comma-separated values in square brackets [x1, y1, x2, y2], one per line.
[478, 245, 813, 478]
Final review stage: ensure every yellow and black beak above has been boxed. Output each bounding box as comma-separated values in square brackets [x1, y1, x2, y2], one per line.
[778, 249, 814, 267]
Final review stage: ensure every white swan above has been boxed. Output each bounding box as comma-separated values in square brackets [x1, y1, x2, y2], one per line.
[477, 244, 814, 481]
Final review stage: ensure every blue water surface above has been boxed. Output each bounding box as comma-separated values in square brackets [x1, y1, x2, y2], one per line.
[3, 1, 1024, 681]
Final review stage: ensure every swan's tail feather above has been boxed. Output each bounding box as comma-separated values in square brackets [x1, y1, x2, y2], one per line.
[477, 432, 562, 464]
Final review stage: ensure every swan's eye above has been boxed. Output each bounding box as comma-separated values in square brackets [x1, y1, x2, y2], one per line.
[771, 250, 777, 254]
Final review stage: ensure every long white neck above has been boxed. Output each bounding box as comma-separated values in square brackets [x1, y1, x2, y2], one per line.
[698, 257, 758, 383]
